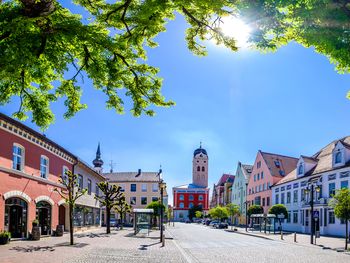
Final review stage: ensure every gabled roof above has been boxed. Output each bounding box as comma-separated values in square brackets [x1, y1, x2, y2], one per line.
[242, 164, 253, 175]
[275, 136, 350, 186]
[260, 151, 298, 178]
[104, 171, 160, 182]
[300, 155, 318, 163]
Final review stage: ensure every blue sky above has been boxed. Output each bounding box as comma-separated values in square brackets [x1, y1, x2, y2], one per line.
[2, 6, 350, 204]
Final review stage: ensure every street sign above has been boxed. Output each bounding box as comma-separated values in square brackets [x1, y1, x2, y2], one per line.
[313, 211, 319, 218]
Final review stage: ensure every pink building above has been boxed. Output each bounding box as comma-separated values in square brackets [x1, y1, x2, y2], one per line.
[247, 151, 298, 213]
[0, 113, 76, 238]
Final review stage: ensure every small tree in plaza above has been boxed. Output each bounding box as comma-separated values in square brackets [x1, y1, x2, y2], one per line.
[54, 170, 86, 245]
[114, 196, 132, 230]
[146, 201, 166, 227]
[209, 206, 229, 222]
[269, 204, 288, 219]
[188, 205, 203, 221]
[95, 182, 124, 234]
[226, 203, 240, 229]
[195, 211, 203, 219]
[329, 188, 350, 250]
[247, 205, 263, 227]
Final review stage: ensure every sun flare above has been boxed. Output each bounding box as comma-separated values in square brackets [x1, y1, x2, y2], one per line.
[219, 16, 251, 48]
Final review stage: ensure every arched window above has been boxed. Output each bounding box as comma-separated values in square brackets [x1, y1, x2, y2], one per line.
[179, 203, 184, 208]
[197, 166, 200, 171]
[202, 166, 205, 172]
[335, 151, 342, 164]
[298, 164, 304, 175]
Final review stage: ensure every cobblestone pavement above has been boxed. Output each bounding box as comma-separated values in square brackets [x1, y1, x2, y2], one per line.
[0, 228, 186, 263]
[166, 223, 350, 263]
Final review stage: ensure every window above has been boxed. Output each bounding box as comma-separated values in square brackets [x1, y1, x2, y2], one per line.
[293, 190, 298, 203]
[328, 183, 336, 197]
[189, 202, 194, 208]
[254, 175, 256, 181]
[95, 183, 99, 197]
[78, 174, 83, 190]
[301, 189, 305, 201]
[197, 166, 200, 171]
[261, 172, 264, 179]
[341, 181, 348, 189]
[119, 184, 125, 192]
[40, 156, 49, 178]
[141, 197, 147, 205]
[274, 160, 280, 167]
[255, 186, 258, 193]
[263, 183, 266, 191]
[202, 166, 205, 172]
[328, 211, 335, 224]
[335, 151, 342, 164]
[259, 185, 262, 192]
[152, 197, 158, 202]
[142, 184, 147, 192]
[287, 192, 291, 204]
[179, 194, 184, 201]
[62, 166, 69, 183]
[287, 211, 291, 223]
[152, 183, 158, 192]
[179, 202, 184, 208]
[293, 211, 298, 224]
[257, 161, 261, 168]
[262, 198, 265, 206]
[131, 184, 137, 192]
[298, 164, 304, 175]
[257, 173, 260, 180]
[275, 194, 279, 204]
[198, 195, 203, 201]
[12, 144, 24, 171]
[281, 193, 285, 204]
[249, 189, 251, 195]
[130, 197, 136, 205]
[86, 179, 91, 195]
[267, 197, 270, 206]
[267, 182, 271, 189]
[189, 195, 194, 201]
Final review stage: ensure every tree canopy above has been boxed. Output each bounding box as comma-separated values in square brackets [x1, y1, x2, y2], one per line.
[247, 205, 263, 217]
[2, 1, 350, 129]
[268, 204, 288, 219]
[209, 206, 229, 221]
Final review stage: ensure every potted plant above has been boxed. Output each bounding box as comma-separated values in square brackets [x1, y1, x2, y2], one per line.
[31, 219, 40, 241]
[0, 231, 11, 245]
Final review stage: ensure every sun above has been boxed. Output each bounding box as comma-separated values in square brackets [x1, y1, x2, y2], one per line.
[219, 16, 251, 48]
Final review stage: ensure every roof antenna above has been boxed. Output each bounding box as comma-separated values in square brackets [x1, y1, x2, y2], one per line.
[109, 160, 116, 173]
[200, 141, 202, 148]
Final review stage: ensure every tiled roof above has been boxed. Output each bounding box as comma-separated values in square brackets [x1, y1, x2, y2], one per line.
[173, 183, 207, 189]
[301, 155, 318, 163]
[260, 151, 298, 178]
[104, 171, 160, 182]
[275, 136, 350, 186]
[242, 164, 253, 175]
[216, 174, 234, 186]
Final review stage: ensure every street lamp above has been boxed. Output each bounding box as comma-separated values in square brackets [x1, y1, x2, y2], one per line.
[245, 182, 249, 232]
[304, 182, 321, 244]
[158, 168, 166, 244]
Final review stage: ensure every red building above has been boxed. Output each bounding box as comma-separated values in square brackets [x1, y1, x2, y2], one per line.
[0, 113, 76, 238]
[173, 144, 210, 220]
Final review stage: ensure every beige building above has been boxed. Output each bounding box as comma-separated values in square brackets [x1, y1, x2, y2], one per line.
[104, 169, 168, 223]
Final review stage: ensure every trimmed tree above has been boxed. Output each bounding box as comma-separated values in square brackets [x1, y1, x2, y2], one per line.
[247, 205, 264, 217]
[54, 170, 86, 245]
[195, 211, 203, 219]
[114, 196, 132, 230]
[209, 206, 229, 222]
[329, 188, 350, 250]
[95, 182, 124, 234]
[226, 203, 240, 229]
[269, 204, 288, 219]
[188, 205, 202, 221]
[146, 201, 166, 227]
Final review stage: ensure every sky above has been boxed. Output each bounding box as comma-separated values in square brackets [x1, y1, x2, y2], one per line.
[2, 4, 350, 204]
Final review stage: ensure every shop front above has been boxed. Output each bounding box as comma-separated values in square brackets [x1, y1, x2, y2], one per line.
[4, 197, 28, 238]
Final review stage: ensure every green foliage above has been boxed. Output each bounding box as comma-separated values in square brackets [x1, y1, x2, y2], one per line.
[146, 201, 166, 216]
[269, 204, 288, 219]
[247, 205, 263, 217]
[329, 188, 350, 221]
[209, 206, 229, 220]
[32, 219, 39, 226]
[188, 205, 202, 220]
[195, 211, 203, 218]
[0, 231, 11, 239]
[226, 203, 240, 217]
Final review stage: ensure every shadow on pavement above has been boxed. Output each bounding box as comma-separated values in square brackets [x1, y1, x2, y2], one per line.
[75, 232, 117, 238]
[9, 242, 89, 253]
[138, 241, 161, 250]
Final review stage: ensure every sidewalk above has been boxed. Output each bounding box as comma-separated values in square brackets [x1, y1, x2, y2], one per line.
[226, 226, 349, 252]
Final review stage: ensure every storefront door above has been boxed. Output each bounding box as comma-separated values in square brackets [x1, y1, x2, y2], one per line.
[36, 201, 51, 235]
[9, 205, 23, 238]
[5, 197, 28, 239]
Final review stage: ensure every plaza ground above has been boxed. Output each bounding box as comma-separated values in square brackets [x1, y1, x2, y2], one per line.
[0, 224, 349, 263]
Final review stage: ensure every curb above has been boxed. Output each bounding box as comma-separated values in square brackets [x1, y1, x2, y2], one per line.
[225, 230, 274, 241]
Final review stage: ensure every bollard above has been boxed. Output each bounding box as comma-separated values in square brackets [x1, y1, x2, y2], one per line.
[162, 234, 165, 247]
[294, 232, 297, 243]
[281, 231, 283, 240]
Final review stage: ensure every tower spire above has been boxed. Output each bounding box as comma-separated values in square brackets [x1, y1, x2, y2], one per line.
[93, 143, 104, 173]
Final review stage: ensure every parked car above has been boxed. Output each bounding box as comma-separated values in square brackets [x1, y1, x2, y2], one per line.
[205, 220, 212, 226]
[185, 219, 191, 223]
[110, 218, 118, 227]
[209, 220, 219, 227]
[215, 222, 228, 229]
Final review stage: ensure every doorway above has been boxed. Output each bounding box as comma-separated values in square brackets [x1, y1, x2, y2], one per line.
[5, 197, 28, 238]
[36, 201, 51, 235]
[59, 205, 66, 230]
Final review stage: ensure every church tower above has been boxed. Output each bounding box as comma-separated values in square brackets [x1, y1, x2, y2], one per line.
[192, 143, 208, 188]
[92, 143, 104, 174]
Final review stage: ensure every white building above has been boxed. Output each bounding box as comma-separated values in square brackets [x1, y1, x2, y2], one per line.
[272, 137, 350, 237]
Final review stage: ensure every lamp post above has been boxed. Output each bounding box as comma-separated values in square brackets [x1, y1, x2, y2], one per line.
[304, 182, 321, 244]
[245, 182, 249, 232]
[158, 168, 166, 244]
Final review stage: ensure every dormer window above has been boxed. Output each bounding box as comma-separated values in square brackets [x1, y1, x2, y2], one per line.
[335, 151, 342, 164]
[298, 164, 304, 175]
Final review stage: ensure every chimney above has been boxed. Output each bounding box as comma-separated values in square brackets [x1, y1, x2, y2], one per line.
[136, 169, 141, 177]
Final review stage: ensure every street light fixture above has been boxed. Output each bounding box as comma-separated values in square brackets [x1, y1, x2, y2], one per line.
[245, 182, 249, 232]
[158, 168, 166, 244]
[304, 182, 321, 244]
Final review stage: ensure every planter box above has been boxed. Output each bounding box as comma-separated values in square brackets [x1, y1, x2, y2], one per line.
[56, 225, 64, 237]
[0, 236, 10, 245]
[32, 226, 41, 241]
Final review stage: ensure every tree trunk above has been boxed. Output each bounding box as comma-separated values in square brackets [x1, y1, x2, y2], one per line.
[69, 203, 74, 246]
[19, 0, 56, 17]
[120, 212, 123, 230]
[345, 220, 348, 251]
[106, 207, 111, 234]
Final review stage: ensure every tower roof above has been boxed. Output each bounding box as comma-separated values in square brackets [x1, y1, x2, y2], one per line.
[92, 142, 104, 168]
[193, 142, 207, 157]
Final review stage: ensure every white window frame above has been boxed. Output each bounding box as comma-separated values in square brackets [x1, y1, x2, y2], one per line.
[152, 183, 158, 192]
[141, 196, 147, 205]
[142, 183, 147, 192]
[12, 143, 25, 171]
[40, 155, 49, 179]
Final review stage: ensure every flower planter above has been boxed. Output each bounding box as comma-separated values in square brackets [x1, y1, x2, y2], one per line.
[56, 225, 64, 237]
[0, 236, 10, 245]
[32, 226, 41, 241]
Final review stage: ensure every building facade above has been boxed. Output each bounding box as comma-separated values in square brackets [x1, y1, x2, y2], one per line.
[231, 162, 252, 225]
[173, 145, 210, 221]
[0, 113, 75, 238]
[247, 151, 298, 214]
[272, 137, 350, 237]
[104, 169, 166, 224]
[210, 174, 235, 208]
